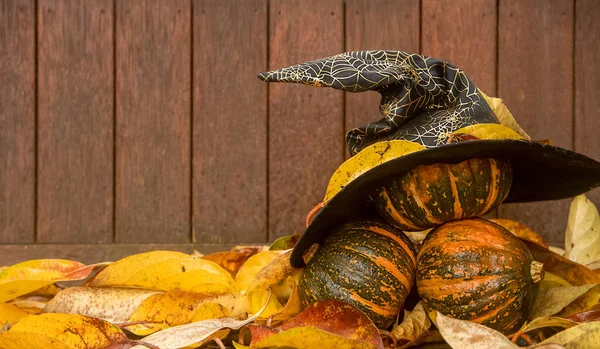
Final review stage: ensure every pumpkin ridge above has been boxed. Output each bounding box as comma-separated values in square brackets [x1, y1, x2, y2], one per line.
[469, 295, 518, 324]
[405, 173, 444, 226]
[348, 293, 400, 317]
[480, 158, 500, 214]
[417, 275, 501, 297]
[444, 163, 463, 219]
[392, 176, 431, 228]
[340, 245, 412, 294]
[378, 188, 422, 231]
[360, 225, 417, 267]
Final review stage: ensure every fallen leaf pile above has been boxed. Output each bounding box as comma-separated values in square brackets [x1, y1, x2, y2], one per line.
[1, 194, 600, 348]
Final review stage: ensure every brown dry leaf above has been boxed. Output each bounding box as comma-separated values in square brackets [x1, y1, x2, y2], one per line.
[491, 218, 548, 248]
[530, 284, 598, 319]
[88, 251, 236, 295]
[536, 321, 600, 347]
[129, 291, 270, 349]
[391, 302, 431, 348]
[248, 299, 384, 349]
[42, 287, 160, 323]
[202, 250, 254, 276]
[524, 241, 600, 285]
[0, 304, 28, 328]
[434, 311, 517, 349]
[567, 308, 600, 322]
[247, 250, 293, 293]
[0, 313, 129, 349]
[0, 259, 99, 303]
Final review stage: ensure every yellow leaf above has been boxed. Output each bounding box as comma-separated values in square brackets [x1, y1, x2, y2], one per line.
[391, 302, 431, 348]
[126, 291, 212, 335]
[88, 251, 236, 294]
[190, 303, 229, 322]
[129, 291, 271, 349]
[126, 292, 249, 335]
[541, 272, 573, 289]
[530, 284, 598, 319]
[565, 194, 600, 265]
[271, 276, 304, 323]
[202, 250, 255, 276]
[43, 287, 160, 323]
[235, 251, 286, 293]
[7, 300, 47, 314]
[247, 289, 284, 319]
[0, 303, 28, 327]
[538, 321, 600, 347]
[435, 311, 518, 349]
[479, 90, 530, 139]
[323, 140, 425, 203]
[247, 250, 293, 293]
[0, 313, 128, 349]
[519, 316, 578, 334]
[0, 260, 97, 303]
[251, 327, 378, 349]
[559, 284, 600, 317]
[450, 123, 524, 141]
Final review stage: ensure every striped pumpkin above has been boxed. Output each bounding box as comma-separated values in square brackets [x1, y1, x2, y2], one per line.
[298, 220, 417, 329]
[416, 218, 543, 334]
[374, 158, 512, 231]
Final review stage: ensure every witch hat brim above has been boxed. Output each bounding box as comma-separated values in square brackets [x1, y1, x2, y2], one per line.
[289, 140, 600, 267]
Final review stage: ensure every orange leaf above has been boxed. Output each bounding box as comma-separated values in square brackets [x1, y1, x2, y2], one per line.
[202, 251, 255, 276]
[491, 218, 548, 248]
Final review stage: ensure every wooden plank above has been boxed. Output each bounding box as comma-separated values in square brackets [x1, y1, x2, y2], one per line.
[37, 0, 114, 243]
[497, 0, 574, 244]
[269, 0, 344, 240]
[344, 0, 420, 156]
[575, 0, 600, 207]
[0, 0, 35, 243]
[115, 0, 191, 243]
[0, 243, 252, 266]
[421, 0, 497, 96]
[192, 0, 267, 244]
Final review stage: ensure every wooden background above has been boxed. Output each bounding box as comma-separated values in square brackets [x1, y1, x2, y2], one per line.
[1, 0, 599, 265]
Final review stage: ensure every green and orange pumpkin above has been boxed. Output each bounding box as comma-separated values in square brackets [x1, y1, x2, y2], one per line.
[374, 158, 513, 231]
[299, 220, 417, 329]
[416, 218, 543, 334]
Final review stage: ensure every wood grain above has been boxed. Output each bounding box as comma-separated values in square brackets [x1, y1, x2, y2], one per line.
[0, 0, 35, 243]
[37, 0, 114, 243]
[344, 0, 420, 157]
[497, 0, 574, 244]
[574, 0, 600, 207]
[268, 0, 344, 240]
[421, 0, 497, 95]
[115, 0, 191, 243]
[0, 243, 247, 266]
[192, 0, 267, 244]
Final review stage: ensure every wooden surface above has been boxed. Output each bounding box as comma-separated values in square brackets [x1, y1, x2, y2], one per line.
[115, 0, 191, 243]
[192, 0, 268, 243]
[1, 0, 599, 261]
[37, 0, 114, 243]
[497, 0, 574, 244]
[0, 0, 35, 243]
[575, 0, 600, 205]
[344, 0, 420, 157]
[268, 0, 344, 239]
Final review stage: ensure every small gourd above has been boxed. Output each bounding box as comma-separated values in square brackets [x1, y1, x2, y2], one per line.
[299, 220, 417, 329]
[374, 158, 513, 231]
[416, 218, 543, 334]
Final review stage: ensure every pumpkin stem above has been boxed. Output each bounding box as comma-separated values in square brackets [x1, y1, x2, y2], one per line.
[305, 202, 324, 227]
[530, 261, 544, 284]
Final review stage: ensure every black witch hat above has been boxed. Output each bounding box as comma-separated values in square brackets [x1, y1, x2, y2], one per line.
[259, 51, 600, 267]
